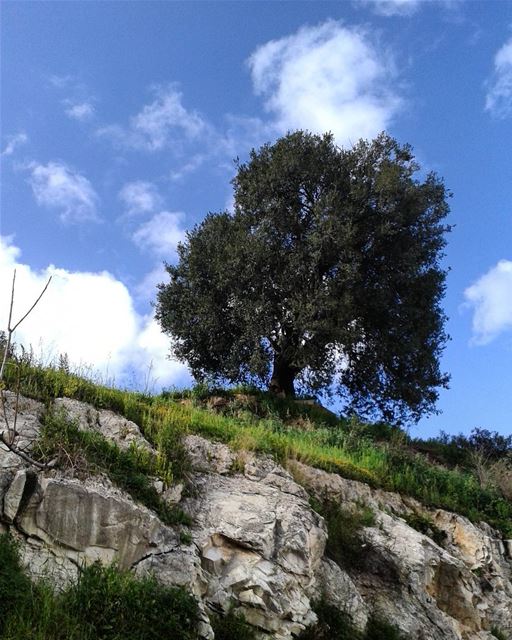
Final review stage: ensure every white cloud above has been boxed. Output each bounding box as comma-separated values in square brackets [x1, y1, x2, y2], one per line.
[97, 85, 208, 151]
[2, 132, 28, 157]
[119, 180, 162, 215]
[0, 236, 190, 390]
[485, 38, 512, 118]
[169, 154, 205, 181]
[464, 260, 512, 344]
[135, 264, 168, 303]
[48, 74, 75, 88]
[357, 0, 421, 16]
[64, 101, 95, 121]
[248, 20, 402, 145]
[132, 211, 186, 257]
[28, 161, 100, 223]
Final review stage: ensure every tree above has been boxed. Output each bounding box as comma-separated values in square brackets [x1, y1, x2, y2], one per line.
[156, 131, 451, 423]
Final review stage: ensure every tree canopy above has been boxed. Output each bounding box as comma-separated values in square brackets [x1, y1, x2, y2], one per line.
[156, 131, 451, 423]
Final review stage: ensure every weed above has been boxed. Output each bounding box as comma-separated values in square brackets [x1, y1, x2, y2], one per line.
[491, 627, 508, 640]
[179, 531, 193, 545]
[210, 609, 258, 640]
[0, 533, 200, 640]
[299, 601, 406, 640]
[402, 511, 447, 547]
[310, 497, 375, 570]
[36, 410, 190, 526]
[299, 600, 362, 639]
[365, 616, 406, 639]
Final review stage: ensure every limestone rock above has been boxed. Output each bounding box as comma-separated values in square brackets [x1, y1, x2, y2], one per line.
[0, 391, 44, 471]
[54, 397, 154, 452]
[1, 395, 511, 640]
[291, 460, 512, 640]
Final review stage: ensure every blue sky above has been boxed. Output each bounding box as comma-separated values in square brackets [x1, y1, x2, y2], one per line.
[1, 0, 512, 437]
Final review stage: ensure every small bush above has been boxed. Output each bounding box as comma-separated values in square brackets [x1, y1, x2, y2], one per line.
[491, 627, 508, 640]
[0, 533, 34, 636]
[62, 562, 199, 639]
[365, 616, 405, 640]
[0, 534, 200, 640]
[310, 498, 375, 569]
[210, 609, 258, 640]
[402, 511, 447, 547]
[299, 601, 361, 639]
[299, 602, 406, 640]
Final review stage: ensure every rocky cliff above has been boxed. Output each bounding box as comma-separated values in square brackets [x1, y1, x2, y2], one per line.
[1, 391, 511, 639]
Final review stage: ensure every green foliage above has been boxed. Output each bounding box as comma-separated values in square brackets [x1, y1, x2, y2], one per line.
[36, 410, 190, 526]
[156, 130, 451, 423]
[0, 534, 35, 637]
[365, 616, 406, 640]
[0, 534, 199, 640]
[490, 627, 509, 640]
[210, 610, 258, 640]
[299, 600, 361, 640]
[299, 601, 406, 640]
[402, 511, 447, 547]
[413, 428, 512, 469]
[310, 498, 375, 569]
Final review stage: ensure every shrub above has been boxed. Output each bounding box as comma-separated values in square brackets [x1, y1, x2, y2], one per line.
[210, 609, 258, 640]
[310, 498, 375, 569]
[365, 616, 405, 640]
[299, 601, 361, 639]
[0, 534, 199, 640]
[62, 562, 199, 640]
[402, 511, 447, 547]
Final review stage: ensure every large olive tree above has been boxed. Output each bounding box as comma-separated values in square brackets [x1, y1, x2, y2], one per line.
[156, 131, 451, 422]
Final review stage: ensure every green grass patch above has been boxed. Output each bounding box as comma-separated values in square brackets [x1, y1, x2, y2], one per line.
[36, 410, 190, 526]
[5, 360, 512, 538]
[0, 533, 199, 640]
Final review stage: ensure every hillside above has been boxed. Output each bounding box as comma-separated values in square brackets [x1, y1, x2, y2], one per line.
[1, 363, 511, 639]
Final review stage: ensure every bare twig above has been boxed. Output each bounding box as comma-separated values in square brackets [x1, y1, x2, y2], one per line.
[0, 433, 50, 469]
[0, 269, 53, 470]
[11, 274, 53, 333]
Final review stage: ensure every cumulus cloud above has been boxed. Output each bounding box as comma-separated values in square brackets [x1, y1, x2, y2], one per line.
[247, 20, 401, 145]
[2, 132, 28, 157]
[485, 38, 512, 118]
[28, 161, 100, 223]
[464, 260, 512, 344]
[356, 0, 422, 16]
[97, 85, 208, 151]
[132, 211, 186, 257]
[0, 236, 190, 390]
[119, 181, 162, 215]
[63, 101, 95, 121]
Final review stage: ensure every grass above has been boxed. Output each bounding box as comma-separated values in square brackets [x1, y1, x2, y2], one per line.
[35, 409, 191, 526]
[4, 359, 512, 537]
[0, 533, 199, 640]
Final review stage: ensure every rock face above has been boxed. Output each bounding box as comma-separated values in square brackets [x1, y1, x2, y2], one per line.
[1, 392, 511, 639]
[290, 461, 512, 640]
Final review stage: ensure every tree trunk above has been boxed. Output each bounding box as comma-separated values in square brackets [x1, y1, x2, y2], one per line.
[269, 357, 297, 397]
